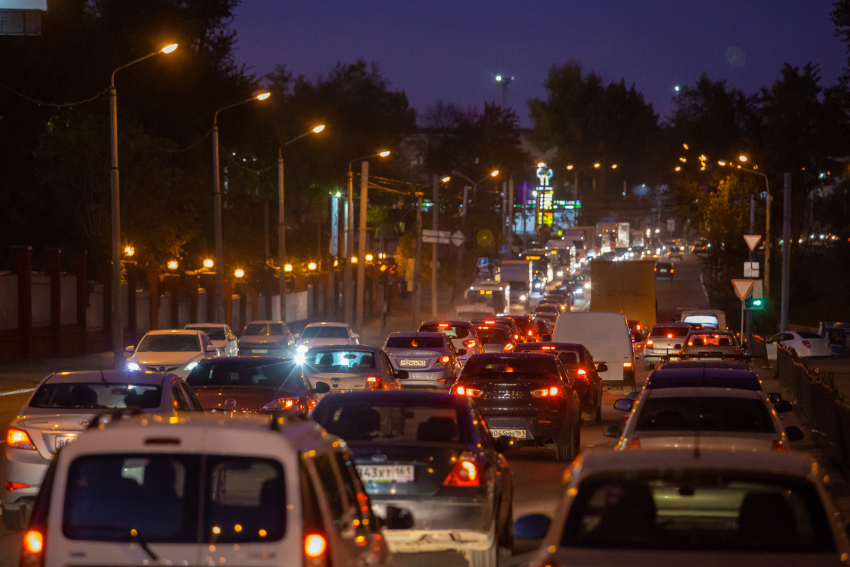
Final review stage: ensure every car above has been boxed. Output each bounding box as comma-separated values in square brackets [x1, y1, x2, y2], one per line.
[679, 308, 727, 330]
[2, 370, 203, 530]
[21, 412, 403, 567]
[627, 320, 646, 343]
[383, 332, 462, 389]
[471, 317, 522, 343]
[533, 318, 553, 338]
[124, 329, 219, 378]
[513, 342, 604, 425]
[607, 386, 803, 451]
[643, 322, 691, 370]
[537, 298, 569, 315]
[515, 448, 850, 566]
[294, 322, 360, 355]
[545, 290, 573, 307]
[184, 323, 239, 356]
[186, 356, 328, 414]
[474, 323, 517, 353]
[566, 275, 589, 299]
[654, 261, 674, 280]
[533, 303, 560, 326]
[238, 320, 297, 357]
[766, 331, 833, 359]
[418, 320, 484, 364]
[507, 314, 540, 342]
[645, 361, 762, 391]
[682, 329, 742, 360]
[311, 390, 514, 566]
[452, 353, 583, 462]
[553, 312, 635, 388]
[667, 245, 684, 259]
[300, 345, 407, 394]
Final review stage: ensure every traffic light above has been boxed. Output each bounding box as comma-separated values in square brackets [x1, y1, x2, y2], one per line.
[745, 297, 766, 310]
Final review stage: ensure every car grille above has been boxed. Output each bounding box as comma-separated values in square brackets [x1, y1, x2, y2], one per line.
[145, 365, 179, 372]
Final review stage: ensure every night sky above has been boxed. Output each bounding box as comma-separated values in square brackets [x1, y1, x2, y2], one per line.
[232, 1, 847, 126]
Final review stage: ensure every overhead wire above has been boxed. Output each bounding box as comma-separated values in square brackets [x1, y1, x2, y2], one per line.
[0, 81, 108, 107]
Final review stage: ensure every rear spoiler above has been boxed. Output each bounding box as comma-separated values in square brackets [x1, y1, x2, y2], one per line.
[657, 352, 752, 362]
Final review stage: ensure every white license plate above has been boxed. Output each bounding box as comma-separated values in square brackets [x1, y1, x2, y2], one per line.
[356, 465, 415, 483]
[55, 435, 77, 449]
[253, 349, 268, 354]
[400, 359, 427, 367]
[490, 428, 527, 439]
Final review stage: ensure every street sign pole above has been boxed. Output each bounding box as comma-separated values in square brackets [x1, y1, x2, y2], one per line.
[732, 279, 755, 346]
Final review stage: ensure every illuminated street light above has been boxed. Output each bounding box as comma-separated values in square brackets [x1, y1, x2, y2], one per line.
[167, 260, 178, 270]
[537, 162, 546, 168]
[161, 43, 178, 54]
[675, 166, 681, 171]
[351, 256, 358, 264]
[379, 150, 391, 157]
[593, 163, 600, 168]
[611, 164, 617, 169]
[365, 254, 374, 262]
[683, 143, 689, 150]
[566, 165, 574, 170]
[441, 176, 451, 183]
[312, 125, 325, 133]
[490, 170, 499, 177]
[203, 258, 214, 269]
[718, 160, 727, 166]
[284, 264, 293, 272]
[123, 246, 134, 257]
[739, 155, 748, 162]
[234, 269, 245, 278]
[308, 262, 317, 271]
[254, 91, 271, 101]
[679, 157, 687, 163]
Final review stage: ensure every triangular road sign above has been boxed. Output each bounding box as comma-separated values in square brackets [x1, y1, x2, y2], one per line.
[744, 235, 761, 251]
[732, 279, 754, 301]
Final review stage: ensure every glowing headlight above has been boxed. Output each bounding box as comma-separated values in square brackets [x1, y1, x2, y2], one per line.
[520, 294, 527, 301]
[296, 345, 309, 354]
[294, 353, 306, 365]
[184, 361, 198, 372]
[127, 362, 141, 371]
[557, 271, 563, 277]
[584, 283, 591, 289]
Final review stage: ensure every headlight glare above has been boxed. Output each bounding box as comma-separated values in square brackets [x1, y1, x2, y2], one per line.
[127, 362, 141, 371]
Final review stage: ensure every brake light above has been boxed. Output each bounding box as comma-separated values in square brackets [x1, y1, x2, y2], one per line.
[670, 269, 674, 273]
[636, 325, 641, 330]
[443, 456, 480, 486]
[463, 340, 477, 348]
[532, 386, 562, 398]
[623, 362, 632, 368]
[5, 481, 29, 491]
[436, 356, 451, 365]
[366, 376, 383, 388]
[503, 343, 515, 352]
[802, 340, 812, 348]
[667, 333, 673, 339]
[688, 340, 693, 346]
[624, 438, 641, 449]
[772, 440, 787, 452]
[6, 427, 35, 450]
[514, 334, 520, 341]
[528, 330, 534, 336]
[262, 398, 296, 410]
[577, 368, 587, 375]
[438, 323, 450, 328]
[646, 339, 653, 346]
[23, 530, 43, 554]
[478, 326, 489, 330]
[542, 346, 555, 350]
[305, 533, 327, 559]
[485, 320, 496, 325]
[454, 385, 464, 395]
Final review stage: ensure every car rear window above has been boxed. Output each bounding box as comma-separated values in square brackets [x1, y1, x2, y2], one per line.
[313, 401, 464, 444]
[650, 326, 689, 338]
[30, 383, 162, 409]
[301, 350, 376, 371]
[463, 357, 557, 376]
[63, 455, 286, 544]
[476, 328, 511, 344]
[536, 305, 559, 313]
[688, 333, 737, 347]
[646, 371, 761, 390]
[243, 323, 287, 336]
[186, 360, 309, 392]
[385, 336, 443, 349]
[137, 334, 200, 353]
[635, 396, 775, 433]
[420, 324, 470, 339]
[301, 326, 350, 339]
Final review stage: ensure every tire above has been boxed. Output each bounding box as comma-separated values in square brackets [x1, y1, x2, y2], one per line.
[497, 503, 514, 564]
[555, 420, 577, 462]
[2, 504, 31, 531]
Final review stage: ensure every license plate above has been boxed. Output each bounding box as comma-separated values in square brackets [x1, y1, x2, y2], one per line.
[490, 428, 527, 439]
[55, 435, 77, 449]
[356, 465, 415, 483]
[253, 349, 268, 354]
[400, 359, 427, 367]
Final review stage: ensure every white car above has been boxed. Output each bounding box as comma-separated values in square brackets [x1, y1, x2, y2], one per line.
[21, 412, 407, 567]
[766, 331, 832, 360]
[125, 329, 218, 378]
[607, 386, 804, 452]
[294, 322, 360, 357]
[184, 323, 239, 356]
[515, 449, 850, 566]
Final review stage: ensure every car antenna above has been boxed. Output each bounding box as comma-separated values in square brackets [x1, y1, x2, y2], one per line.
[100, 365, 107, 383]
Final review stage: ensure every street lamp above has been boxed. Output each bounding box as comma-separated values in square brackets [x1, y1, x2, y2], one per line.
[168, 260, 178, 270]
[123, 246, 134, 257]
[211, 89, 271, 324]
[308, 262, 317, 271]
[203, 258, 214, 269]
[109, 42, 178, 369]
[234, 269, 245, 278]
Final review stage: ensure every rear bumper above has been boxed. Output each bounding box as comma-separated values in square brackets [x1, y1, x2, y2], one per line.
[401, 369, 453, 389]
[3, 448, 50, 507]
[481, 413, 567, 443]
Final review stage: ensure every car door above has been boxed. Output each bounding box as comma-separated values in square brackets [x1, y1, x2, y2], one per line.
[179, 381, 204, 411]
[379, 352, 400, 389]
[171, 381, 192, 412]
[306, 452, 363, 567]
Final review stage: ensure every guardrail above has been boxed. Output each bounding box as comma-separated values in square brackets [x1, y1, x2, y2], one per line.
[775, 345, 850, 465]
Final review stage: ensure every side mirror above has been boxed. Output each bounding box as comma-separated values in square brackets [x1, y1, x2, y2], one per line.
[603, 424, 622, 438]
[540, 334, 552, 342]
[352, 333, 360, 341]
[775, 399, 793, 413]
[124, 346, 135, 353]
[458, 349, 468, 356]
[205, 345, 218, 353]
[785, 426, 804, 442]
[513, 514, 551, 540]
[314, 381, 331, 394]
[768, 392, 783, 404]
[613, 398, 633, 412]
[395, 370, 409, 380]
[596, 363, 608, 372]
[383, 506, 414, 530]
[573, 377, 589, 389]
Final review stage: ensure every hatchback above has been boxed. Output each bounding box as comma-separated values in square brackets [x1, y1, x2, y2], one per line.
[474, 324, 517, 353]
[643, 322, 691, 370]
[383, 332, 462, 389]
[294, 322, 360, 355]
[654, 261, 674, 280]
[301, 345, 407, 394]
[682, 329, 742, 360]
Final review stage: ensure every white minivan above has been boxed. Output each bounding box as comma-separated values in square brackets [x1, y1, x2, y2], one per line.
[552, 312, 635, 388]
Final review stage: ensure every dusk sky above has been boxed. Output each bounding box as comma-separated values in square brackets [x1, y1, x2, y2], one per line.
[232, 1, 847, 127]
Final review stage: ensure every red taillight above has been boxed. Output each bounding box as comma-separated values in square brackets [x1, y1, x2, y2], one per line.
[436, 355, 451, 365]
[503, 343, 515, 352]
[463, 340, 477, 348]
[23, 529, 43, 554]
[485, 320, 496, 325]
[305, 533, 327, 559]
[453, 385, 482, 397]
[688, 340, 693, 346]
[625, 438, 641, 449]
[542, 345, 555, 350]
[6, 427, 35, 450]
[772, 440, 787, 452]
[802, 341, 812, 348]
[623, 362, 632, 368]
[443, 458, 480, 487]
[670, 269, 674, 273]
[5, 481, 29, 491]
[532, 386, 562, 398]
[366, 376, 382, 388]
[262, 398, 296, 410]
[528, 330, 534, 336]
[577, 368, 587, 375]
[438, 323, 450, 328]
[667, 333, 673, 339]
[646, 339, 653, 346]
[636, 325, 641, 330]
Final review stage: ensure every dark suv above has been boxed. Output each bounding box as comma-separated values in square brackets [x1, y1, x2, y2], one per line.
[452, 353, 583, 462]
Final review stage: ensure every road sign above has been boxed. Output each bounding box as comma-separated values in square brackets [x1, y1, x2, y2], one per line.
[751, 279, 763, 299]
[451, 230, 466, 247]
[732, 279, 754, 301]
[499, 244, 509, 254]
[422, 229, 450, 244]
[667, 219, 675, 232]
[477, 257, 489, 272]
[744, 262, 759, 278]
[744, 235, 761, 251]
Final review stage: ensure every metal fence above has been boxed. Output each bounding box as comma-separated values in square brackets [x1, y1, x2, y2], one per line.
[775, 345, 850, 464]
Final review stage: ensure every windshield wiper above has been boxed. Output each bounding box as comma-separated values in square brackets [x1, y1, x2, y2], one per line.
[67, 525, 158, 561]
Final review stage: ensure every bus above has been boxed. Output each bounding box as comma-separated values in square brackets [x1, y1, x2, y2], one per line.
[456, 280, 511, 319]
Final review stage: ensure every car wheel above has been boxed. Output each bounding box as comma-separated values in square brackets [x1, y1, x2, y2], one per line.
[497, 503, 513, 561]
[2, 503, 31, 531]
[555, 419, 577, 462]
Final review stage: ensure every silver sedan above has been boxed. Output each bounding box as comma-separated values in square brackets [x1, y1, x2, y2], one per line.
[383, 332, 463, 389]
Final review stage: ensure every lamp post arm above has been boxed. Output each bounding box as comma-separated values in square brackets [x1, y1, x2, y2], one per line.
[110, 50, 161, 86]
[213, 96, 256, 125]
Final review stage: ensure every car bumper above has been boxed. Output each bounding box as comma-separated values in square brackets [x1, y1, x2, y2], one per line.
[401, 370, 453, 389]
[239, 346, 290, 357]
[3, 447, 50, 507]
[481, 413, 567, 444]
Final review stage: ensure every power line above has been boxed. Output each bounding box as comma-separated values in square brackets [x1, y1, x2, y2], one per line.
[0, 81, 107, 108]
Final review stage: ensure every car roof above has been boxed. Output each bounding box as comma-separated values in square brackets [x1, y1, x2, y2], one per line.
[466, 352, 556, 361]
[643, 387, 762, 399]
[515, 342, 584, 351]
[185, 323, 226, 328]
[576, 447, 814, 478]
[308, 344, 380, 352]
[144, 329, 201, 336]
[193, 357, 291, 368]
[44, 370, 169, 385]
[387, 331, 445, 339]
[304, 322, 349, 327]
[420, 320, 473, 327]
[689, 329, 734, 335]
[661, 361, 750, 370]
[646, 367, 761, 390]
[651, 322, 691, 329]
[314, 390, 461, 406]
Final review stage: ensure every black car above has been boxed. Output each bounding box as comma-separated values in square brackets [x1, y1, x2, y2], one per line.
[646, 361, 762, 391]
[512, 342, 604, 425]
[453, 353, 583, 462]
[655, 261, 675, 280]
[311, 390, 514, 565]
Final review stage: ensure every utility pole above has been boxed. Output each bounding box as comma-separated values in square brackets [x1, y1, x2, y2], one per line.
[413, 193, 423, 326]
[277, 149, 287, 321]
[328, 193, 338, 319]
[507, 176, 514, 257]
[356, 161, 369, 332]
[765, 186, 772, 296]
[780, 173, 791, 332]
[432, 174, 439, 317]
[379, 223, 387, 339]
[344, 171, 354, 325]
[746, 194, 755, 343]
[454, 185, 470, 305]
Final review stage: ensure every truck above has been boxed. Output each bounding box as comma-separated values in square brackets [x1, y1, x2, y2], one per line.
[496, 260, 532, 309]
[590, 260, 657, 334]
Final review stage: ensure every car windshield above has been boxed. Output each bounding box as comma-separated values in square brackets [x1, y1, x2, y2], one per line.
[536, 305, 559, 313]
[137, 334, 200, 353]
[63, 455, 285, 544]
[688, 333, 737, 347]
[312, 401, 464, 444]
[463, 357, 557, 375]
[186, 360, 308, 392]
[420, 324, 470, 339]
[243, 323, 287, 336]
[476, 328, 511, 344]
[301, 350, 376, 373]
[301, 326, 349, 339]
[385, 336, 443, 349]
[561, 472, 834, 553]
[30, 383, 162, 409]
[635, 396, 775, 433]
[651, 326, 690, 338]
[187, 327, 226, 340]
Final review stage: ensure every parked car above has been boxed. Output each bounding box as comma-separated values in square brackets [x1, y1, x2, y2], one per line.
[654, 261, 675, 280]
[238, 320, 297, 357]
[300, 345, 406, 394]
[553, 312, 635, 388]
[21, 413, 404, 567]
[2, 370, 203, 530]
[186, 356, 328, 414]
[125, 329, 218, 378]
[383, 332, 462, 389]
[474, 323, 517, 353]
[682, 329, 742, 360]
[453, 353, 583, 462]
[311, 390, 514, 566]
[184, 323, 239, 356]
[643, 322, 691, 370]
[515, 449, 850, 566]
[418, 320, 484, 364]
[766, 331, 833, 359]
[295, 322, 360, 356]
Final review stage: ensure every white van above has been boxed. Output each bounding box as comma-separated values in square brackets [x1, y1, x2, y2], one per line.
[679, 308, 727, 330]
[552, 312, 635, 387]
[21, 413, 403, 567]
